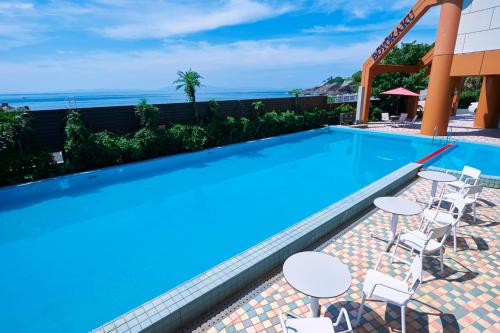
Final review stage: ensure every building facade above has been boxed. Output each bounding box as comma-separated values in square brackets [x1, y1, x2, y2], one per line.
[357, 0, 500, 134]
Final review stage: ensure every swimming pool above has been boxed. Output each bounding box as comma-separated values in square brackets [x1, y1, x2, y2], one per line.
[0, 127, 497, 332]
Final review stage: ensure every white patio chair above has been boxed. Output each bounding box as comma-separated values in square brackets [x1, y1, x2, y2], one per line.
[398, 113, 408, 124]
[443, 185, 483, 223]
[357, 253, 422, 333]
[422, 194, 467, 252]
[446, 166, 481, 193]
[381, 113, 390, 122]
[392, 221, 452, 278]
[405, 115, 418, 127]
[279, 310, 353, 333]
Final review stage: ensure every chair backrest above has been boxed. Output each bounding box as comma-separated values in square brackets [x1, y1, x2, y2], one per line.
[405, 255, 422, 293]
[429, 224, 452, 245]
[459, 166, 481, 184]
[464, 184, 483, 199]
[399, 113, 407, 122]
[411, 115, 418, 123]
[382, 113, 390, 121]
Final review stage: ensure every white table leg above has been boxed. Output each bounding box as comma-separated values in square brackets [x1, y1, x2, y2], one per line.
[309, 296, 320, 317]
[387, 213, 399, 251]
[431, 181, 438, 198]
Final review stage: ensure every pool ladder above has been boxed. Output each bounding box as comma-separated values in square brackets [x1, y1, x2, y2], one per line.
[432, 126, 454, 145]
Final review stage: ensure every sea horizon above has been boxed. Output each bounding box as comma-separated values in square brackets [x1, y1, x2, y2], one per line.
[0, 88, 292, 111]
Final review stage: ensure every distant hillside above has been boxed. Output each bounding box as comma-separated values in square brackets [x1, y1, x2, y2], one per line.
[302, 79, 356, 96]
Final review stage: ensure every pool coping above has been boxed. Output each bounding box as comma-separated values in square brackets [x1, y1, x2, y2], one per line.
[426, 166, 500, 189]
[91, 162, 422, 333]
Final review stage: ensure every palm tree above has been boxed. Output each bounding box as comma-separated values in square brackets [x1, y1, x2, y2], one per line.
[251, 100, 264, 118]
[289, 88, 302, 113]
[174, 69, 203, 124]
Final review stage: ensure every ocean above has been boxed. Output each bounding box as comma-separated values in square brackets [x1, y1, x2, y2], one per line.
[0, 90, 289, 111]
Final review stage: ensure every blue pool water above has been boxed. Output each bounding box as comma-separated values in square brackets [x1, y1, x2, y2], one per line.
[0, 128, 498, 332]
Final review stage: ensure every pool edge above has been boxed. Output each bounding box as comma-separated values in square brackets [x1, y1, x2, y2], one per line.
[91, 162, 422, 333]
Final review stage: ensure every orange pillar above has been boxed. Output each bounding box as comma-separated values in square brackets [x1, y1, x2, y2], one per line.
[406, 96, 419, 117]
[474, 76, 500, 128]
[421, 0, 462, 136]
[361, 70, 373, 124]
[450, 76, 464, 116]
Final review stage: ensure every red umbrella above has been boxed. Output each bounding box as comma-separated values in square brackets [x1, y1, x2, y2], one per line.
[381, 87, 420, 96]
[381, 88, 419, 114]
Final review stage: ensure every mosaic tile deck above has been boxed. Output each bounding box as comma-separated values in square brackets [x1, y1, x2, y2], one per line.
[183, 179, 499, 333]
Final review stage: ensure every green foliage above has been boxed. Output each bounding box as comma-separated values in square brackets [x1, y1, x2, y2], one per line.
[350, 71, 362, 90]
[174, 69, 203, 124]
[168, 124, 207, 152]
[251, 101, 264, 117]
[370, 107, 383, 121]
[21, 101, 353, 185]
[458, 90, 479, 108]
[207, 99, 220, 122]
[0, 150, 57, 186]
[335, 104, 355, 113]
[323, 76, 344, 85]
[289, 89, 302, 113]
[463, 77, 481, 92]
[373, 42, 433, 96]
[0, 110, 28, 153]
[135, 99, 159, 128]
[0, 109, 57, 186]
[64, 110, 90, 170]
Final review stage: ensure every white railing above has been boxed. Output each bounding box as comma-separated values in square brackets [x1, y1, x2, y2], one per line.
[327, 93, 379, 104]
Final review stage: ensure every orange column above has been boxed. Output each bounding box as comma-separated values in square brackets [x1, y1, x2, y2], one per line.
[421, 0, 462, 136]
[474, 76, 500, 128]
[450, 76, 464, 116]
[361, 76, 373, 124]
[406, 96, 419, 117]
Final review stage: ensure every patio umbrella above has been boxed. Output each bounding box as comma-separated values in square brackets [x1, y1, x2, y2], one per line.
[381, 87, 420, 97]
[381, 87, 420, 114]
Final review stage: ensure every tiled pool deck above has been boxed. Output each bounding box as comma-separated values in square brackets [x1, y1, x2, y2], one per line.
[364, 114, 500, 146]
[183, 179, 499, 333]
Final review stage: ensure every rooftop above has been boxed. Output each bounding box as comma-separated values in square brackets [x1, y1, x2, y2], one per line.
[182, 178, 499, 333]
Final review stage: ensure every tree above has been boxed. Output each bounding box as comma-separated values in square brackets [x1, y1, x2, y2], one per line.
[323, 76, 344, 85]
[352, 41, 433, 112]
[251, 101, 264, 117]
[289, 89, 302, 113]
[350, 71, 362, 90]
[463, 76, 482, 92]
[174, 69, 203, 124]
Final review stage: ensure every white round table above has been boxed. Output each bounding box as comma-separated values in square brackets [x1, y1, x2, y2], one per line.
[418, 171, 457, 198]
[374, 197, 423, 250]
[283, 252, 351, 317]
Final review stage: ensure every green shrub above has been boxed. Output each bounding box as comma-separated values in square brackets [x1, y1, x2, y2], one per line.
[458, 90, 479, 108]
[335, 104, 355, 113]
[168, 124, 207, 152]
[279, 110, 303, 133]
[370, 107, 383, 121]
[239, 117, 252, 141]
[135, 99, 159, 128]
[87, 131, 124, 167]
[258, 111, 281, 138]
[303, 111, 321, 129]
[0, 109, 57, 185]
[0, 150, 58, 186]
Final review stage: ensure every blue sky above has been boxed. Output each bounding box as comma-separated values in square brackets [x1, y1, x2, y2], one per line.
[0, 0, 440, 93]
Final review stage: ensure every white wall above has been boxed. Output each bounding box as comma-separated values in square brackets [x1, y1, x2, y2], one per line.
[455, 0, 500, 54]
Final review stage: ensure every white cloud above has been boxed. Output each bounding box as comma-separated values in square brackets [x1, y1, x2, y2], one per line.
[303, 22, 393, 34]
[97, 0, 296, 39]
[0, 37, 376, 92]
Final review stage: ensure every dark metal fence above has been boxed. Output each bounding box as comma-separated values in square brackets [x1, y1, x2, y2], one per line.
[28, 96, 329, 151]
